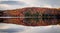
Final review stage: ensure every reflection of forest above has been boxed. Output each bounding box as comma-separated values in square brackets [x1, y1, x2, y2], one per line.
[0, 7, 60, 26]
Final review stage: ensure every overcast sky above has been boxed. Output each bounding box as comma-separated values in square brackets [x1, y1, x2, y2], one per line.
[0, 0, 60, 10]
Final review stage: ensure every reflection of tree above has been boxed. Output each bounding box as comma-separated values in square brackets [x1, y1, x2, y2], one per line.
[24, 11, 40, 25]
[0, 18, 3, 23]
[42, 14, 53, 24]
[32, 12, 40, 23]
[42, 14, 51, 20]
[24, 10, 60, 25]
[0, 11, 3, 16]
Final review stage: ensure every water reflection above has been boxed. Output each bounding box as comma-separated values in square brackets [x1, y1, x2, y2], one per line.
[0, 23, 60, 33]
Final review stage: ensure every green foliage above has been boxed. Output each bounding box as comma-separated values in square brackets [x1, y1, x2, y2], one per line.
[24, 11, 40, 24]
[32, 12, 40, 22]
[24, 11, 31, 17]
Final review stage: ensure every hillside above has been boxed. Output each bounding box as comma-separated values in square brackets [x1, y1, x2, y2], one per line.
[0, 7, 60, 26]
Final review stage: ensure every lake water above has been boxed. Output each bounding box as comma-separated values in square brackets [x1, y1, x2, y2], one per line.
[0, 23, 60, 33]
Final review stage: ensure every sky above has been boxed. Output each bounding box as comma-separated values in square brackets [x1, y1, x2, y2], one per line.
[0, 0, 60, 10]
